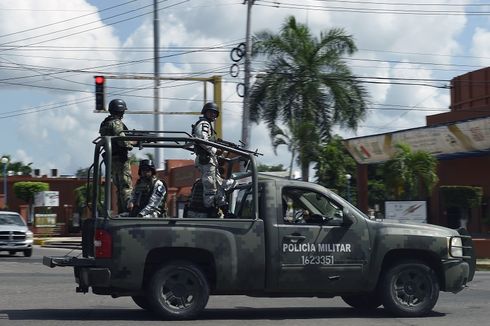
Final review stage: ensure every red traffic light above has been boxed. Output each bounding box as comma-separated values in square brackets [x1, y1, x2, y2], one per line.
[95, 76, 105, 84]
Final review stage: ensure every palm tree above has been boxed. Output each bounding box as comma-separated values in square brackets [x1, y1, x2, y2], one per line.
[383, 143, 438, 200]
[249, 16, 368, 181]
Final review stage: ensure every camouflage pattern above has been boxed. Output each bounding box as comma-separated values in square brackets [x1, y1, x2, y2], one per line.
[67, 175, 473, 298]
[99, 115, 133, 213]
[112, 159, 132, 214]
[44, 132, 474, 312]
[192, 116, 233, 208]
[129, 176, 167, 218]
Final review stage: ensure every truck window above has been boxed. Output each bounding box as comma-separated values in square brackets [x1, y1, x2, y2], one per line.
[282, 187, 343, 225]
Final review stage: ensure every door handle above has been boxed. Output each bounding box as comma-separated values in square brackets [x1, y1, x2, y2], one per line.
[284, 235, 306, 244]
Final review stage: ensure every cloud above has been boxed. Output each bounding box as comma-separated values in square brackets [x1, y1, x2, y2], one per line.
[0, 0, 482, 176]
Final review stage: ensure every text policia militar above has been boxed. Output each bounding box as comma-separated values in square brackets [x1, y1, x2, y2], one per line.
[282, 242, 352, 253]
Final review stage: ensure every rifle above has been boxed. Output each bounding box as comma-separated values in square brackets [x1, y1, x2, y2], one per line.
[215, 138, 263, 157]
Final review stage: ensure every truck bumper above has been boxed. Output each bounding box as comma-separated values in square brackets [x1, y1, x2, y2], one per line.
[442, 259, 470, 293]
[43, 256, 111, 293]
[75, 267, 111, 292]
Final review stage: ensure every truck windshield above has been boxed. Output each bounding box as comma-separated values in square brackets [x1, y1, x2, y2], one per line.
[0, 214, 26, 226]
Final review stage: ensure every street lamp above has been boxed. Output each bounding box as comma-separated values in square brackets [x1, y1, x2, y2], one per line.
[345, 174, 352, 202]
[1, 157, 9, 209]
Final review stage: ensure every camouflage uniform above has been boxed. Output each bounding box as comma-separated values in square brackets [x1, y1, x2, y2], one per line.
[129, 175, 167, 218]
[99, 115, 133, 213]
[192, 117, 234, 210]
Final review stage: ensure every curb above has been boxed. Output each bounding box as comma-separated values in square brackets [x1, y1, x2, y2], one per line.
[476, 263, 490, 271]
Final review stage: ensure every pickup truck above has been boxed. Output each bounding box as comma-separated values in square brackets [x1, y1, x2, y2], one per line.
[44, 131, 476, 320]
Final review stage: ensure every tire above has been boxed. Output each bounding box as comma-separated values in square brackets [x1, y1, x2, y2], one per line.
[131, 295, 153, 311]
[24, 249, 32, 257]
[381, 260, 439, 317]
[147, 261, 209, 320]
[342, 292, 382, 310]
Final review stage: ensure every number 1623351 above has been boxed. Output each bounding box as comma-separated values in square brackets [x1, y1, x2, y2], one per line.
[301, 255, 334, 265]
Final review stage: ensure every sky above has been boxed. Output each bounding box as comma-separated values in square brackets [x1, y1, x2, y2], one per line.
[1, 0, 490, 177]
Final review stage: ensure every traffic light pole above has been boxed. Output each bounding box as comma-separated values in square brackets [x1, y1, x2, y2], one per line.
[93, 75, 223, 138]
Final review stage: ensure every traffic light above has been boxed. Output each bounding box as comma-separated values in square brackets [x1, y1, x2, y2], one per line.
[94, 75, 105, 111]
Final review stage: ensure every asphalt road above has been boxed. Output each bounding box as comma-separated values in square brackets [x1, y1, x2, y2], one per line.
[0, 246, 489, 326]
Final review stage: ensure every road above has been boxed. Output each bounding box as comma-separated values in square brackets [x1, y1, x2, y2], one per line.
[0, 246, 489, 326]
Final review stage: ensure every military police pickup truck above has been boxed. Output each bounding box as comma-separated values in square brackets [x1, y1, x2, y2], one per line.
[44, 131, 476, 320]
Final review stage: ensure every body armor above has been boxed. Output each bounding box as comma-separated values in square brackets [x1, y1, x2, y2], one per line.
[130, 176, 167, 218]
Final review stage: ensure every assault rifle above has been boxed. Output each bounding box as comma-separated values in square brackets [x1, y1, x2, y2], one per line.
[215, 138, 263, 157]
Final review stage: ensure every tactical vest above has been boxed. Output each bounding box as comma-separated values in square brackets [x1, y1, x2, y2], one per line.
[133, 177, 168, 214]
[192, 117, 216, 158]
[99, 116, 129, 158]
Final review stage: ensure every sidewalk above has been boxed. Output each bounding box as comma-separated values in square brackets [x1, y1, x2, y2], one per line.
[34, 237, 82, 249]
[34, 237, 490, 271]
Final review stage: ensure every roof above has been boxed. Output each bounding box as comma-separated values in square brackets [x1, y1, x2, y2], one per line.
[343, 115, 490, 164]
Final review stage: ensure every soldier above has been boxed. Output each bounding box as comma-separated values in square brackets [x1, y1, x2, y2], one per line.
[99, 99, 133, 214]
[127, 159, 167, 218]
[192, 102, 235, 217]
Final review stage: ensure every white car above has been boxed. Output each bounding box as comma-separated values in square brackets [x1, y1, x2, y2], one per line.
[0, 211, 33, 257]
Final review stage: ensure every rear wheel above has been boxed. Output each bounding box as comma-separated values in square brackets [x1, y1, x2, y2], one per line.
[381, 260, 439, 317]
[147, 261, 209, 320]
[342, 292, 382, 310]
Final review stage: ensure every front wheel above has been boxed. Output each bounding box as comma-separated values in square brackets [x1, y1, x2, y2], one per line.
[131, 295, 153, 311]
[147, 261, 209, 320]
[381, 260, 439, 317]
[24, 249, 32, 257]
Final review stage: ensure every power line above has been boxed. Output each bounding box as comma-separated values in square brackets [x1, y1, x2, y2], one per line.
[0, 0, 138, 40]
[0, 0, 186, 53]
[255, 0, 490, 15]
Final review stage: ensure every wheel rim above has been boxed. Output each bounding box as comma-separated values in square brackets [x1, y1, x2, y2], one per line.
[393, 268, 431, 308]
[160, 268, 200, 311]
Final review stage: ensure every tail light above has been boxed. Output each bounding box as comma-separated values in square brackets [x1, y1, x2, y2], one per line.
[94, 229, 112, 258]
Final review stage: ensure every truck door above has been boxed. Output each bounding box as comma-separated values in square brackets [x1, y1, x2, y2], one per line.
[273, 186, 370, 293]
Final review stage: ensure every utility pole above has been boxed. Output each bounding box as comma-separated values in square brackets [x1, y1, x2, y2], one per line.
[153, 0, 163, 169]
[241, 0, 254, 149]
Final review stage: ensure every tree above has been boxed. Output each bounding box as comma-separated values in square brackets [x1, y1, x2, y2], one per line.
[315, 135, 356, 199]
[13, 181, 49, 223]
[250, 16, 368, 181]
[0, 155, 33, 175]
[383, 143, 438, 200]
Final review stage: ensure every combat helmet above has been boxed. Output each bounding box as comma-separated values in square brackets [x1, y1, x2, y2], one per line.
[138, 159, 156, 175]
[108, 99, 127, 115]
[201, 102, 219, 117]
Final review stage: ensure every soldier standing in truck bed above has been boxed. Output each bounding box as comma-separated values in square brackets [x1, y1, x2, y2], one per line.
[192, 102, 235, 217]
[99, 99, 134, 214]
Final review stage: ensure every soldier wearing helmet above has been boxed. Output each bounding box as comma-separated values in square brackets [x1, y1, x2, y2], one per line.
[99, 99, 134, 213]
[192, 102, 235, 217]
[127, 159, 167, 218]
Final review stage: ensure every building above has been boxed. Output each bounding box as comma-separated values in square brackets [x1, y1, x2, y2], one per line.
[344, 67, 490, 257]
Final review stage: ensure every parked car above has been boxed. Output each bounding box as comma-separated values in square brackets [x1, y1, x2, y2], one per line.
[0, 211, 33, 257]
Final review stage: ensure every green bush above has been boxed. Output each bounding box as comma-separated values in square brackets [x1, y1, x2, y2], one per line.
[440, 185, 482, 209]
